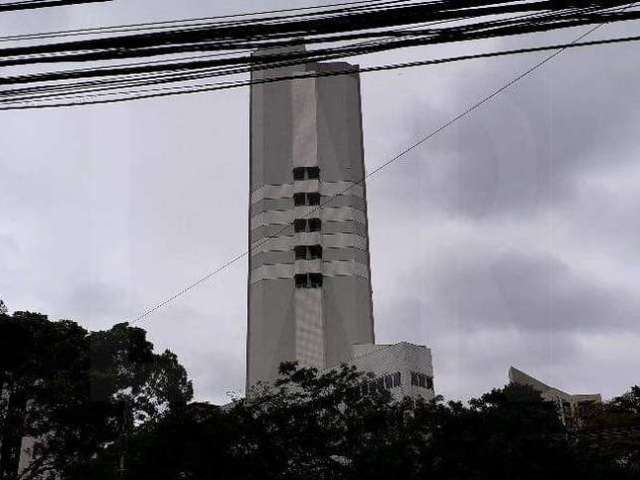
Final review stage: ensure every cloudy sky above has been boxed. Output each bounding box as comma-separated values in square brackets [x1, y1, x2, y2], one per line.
[1, 1, 639, 404]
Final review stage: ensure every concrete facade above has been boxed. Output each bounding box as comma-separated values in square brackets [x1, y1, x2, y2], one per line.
[351, 342, 435, 401]
[247, 51, 375, 390]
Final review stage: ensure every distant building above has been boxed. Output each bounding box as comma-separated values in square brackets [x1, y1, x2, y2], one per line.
[246, 47, 433, 400]
[508, 366, 601, 426]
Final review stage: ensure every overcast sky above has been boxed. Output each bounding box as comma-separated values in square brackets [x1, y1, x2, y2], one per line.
[1, 1, 639, 404]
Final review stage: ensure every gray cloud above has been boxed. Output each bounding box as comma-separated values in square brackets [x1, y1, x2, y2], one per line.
[424, 249, 640, 333]
[364, 30, 640, 221]
[373, 246, 640, 399]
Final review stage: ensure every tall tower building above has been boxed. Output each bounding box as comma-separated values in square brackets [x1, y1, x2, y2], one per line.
[247, 53, 375, 390]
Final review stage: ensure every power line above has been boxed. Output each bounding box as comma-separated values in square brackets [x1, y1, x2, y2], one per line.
[0, 0, 110, 12]
[129, 15, 619, 325]
[3, 2, 629, 67]
[3, 6, 638, 108]
[0, 8, 548, 91]
[4, 32, 640, 111]
[0, 0, 417, 42]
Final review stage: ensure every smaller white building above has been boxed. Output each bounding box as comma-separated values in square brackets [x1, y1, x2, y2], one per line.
[349, 342, 435, 401]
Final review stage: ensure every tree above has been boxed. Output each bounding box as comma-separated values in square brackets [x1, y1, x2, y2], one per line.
[0, 299, 7, 314]
[579, 385, 640, 477]
[105, 362, 640, 480]
[0, 312, 193, 480]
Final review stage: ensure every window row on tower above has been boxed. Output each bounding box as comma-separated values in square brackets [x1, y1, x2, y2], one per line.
[294, 245, 322, 260]
[293, 166, 320, 181]
[295, 273, 323, 288]
[293, 167, 323, 288]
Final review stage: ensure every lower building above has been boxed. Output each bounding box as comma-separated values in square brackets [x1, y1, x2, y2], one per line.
[350, 342, 435, 401]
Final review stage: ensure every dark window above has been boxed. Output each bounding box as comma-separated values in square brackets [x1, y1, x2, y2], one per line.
[309, 218, 321, 232]
[393, 372, 401, 387]
[294, 219, 306, 233]
[293, 167, 306, 181]
[384, 375, 393, 390]
[427, 377, 433, 389]
[295, 273, 323, 288]
[293, 192, 306, 206]
[308, 245, 322, 260]
[294, 246, 307, 260]
[308, 193, 321, 206]
[418, 374, 426, 388]
[309, 273, 323, 288]
[307, 167, 320, 179]
[411, 372, 419, 386]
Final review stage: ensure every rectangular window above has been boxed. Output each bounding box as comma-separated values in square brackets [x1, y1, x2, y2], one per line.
[393, 372, 401, 387]
[411, 372, 419, 386]
[384, 375, 393, 390]
[308, 192, 321, 206]
[309, 218, 321, 232]
[293, 167, 306, 181]
[309, 273, 323, 288]
[427, 377, 433, 390]
[293, 167, 320, 180]
[294, 246, 307, 260]
[308, 245, 322, 260]
[307, 167, 320, 180]
[294, 273, 323, 288]
[295, 274, 307, 288]
[294, 219, 306, 233]
[293, 192, 306, 206]
[418, 374, 426, 388]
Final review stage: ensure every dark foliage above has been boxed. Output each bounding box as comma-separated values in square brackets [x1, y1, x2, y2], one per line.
[93, 362, 639, 480]
[0, 310, 192, 480]
[1, 306, 637, 479]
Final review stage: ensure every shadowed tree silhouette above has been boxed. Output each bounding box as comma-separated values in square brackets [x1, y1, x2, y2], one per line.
[0, 311, 192, 480]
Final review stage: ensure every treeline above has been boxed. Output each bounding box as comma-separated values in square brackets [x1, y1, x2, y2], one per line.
[1, 307, 638, 480]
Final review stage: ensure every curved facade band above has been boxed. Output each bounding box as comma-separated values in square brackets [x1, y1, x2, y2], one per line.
[250, 206, 367, 231]
[250, 232, 368, 253]
[250, 260, 370, 284]
[251, 180, 365, 203]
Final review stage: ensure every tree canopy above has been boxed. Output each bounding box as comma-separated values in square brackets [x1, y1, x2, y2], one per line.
[1, 306, 637, 480]
[0, 309, 192, 480]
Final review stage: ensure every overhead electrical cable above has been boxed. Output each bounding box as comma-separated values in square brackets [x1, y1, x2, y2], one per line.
[4, 33, 640, 110]
[1, 0, 639, 109]
[0, 1, 630, 65]
[0, 0, 111, 12]
[0, 0, 411, 42]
